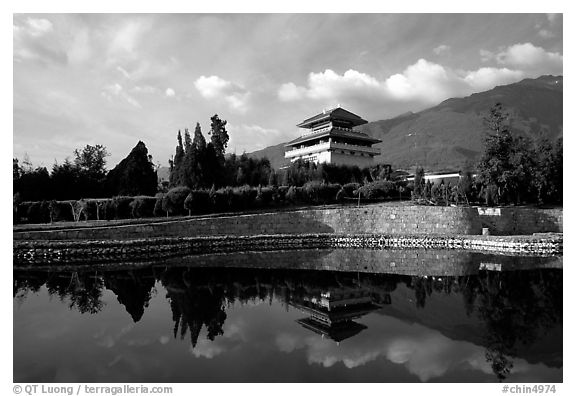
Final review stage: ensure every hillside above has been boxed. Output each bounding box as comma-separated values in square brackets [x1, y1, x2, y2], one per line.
[248, 75, 563, 171]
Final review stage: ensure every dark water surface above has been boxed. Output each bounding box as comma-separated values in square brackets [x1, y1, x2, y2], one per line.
[13, 249, 562, 383]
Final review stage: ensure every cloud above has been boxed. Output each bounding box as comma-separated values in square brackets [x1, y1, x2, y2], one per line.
[13, 17, 65, 64]
[274, 315, 560, 382]
[22, 17, 53, 37]
[495, 43, 562, 74]
[190, 338, 225, 359]
[278, 69, 384, 102]
[547, 13, 559, 24]
[108, 20, 149, 58]
[165, 88, 176, 97]
[101, 83, 141, 108]
[195, 75, 251, 113]
[480, 49, 495, 63]
[462, 67, 525, 91]
[384, 59, 460, 103]
[433, 44, 451, 56]
[227, 124, 283, 152]
[278, 60, 461, 106]
[278, 82, 308, 102]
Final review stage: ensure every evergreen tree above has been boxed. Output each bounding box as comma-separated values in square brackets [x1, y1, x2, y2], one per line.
[413, 167, 425, 199]
[184, 128, 192, 154]
[186, 123, 207, 188]
[51, 159, 81, 200]
[208, 114, 229, 162]
[106, 141, 158, 196]
[193, 122, 207, 151]
[477, 103, 535, 205]
[170, 130, 185, 187]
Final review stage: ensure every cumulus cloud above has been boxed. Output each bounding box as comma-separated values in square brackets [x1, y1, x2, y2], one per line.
[494, 43, 562, 74]
[433, 44, 451, 56]
[462, 67, 525, 91]
[165, 88, 176, 97]
[278, 60, 462, 107]
[195, 75, 251, 113]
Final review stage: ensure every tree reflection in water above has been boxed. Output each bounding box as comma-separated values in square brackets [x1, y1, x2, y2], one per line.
[14, 261, 562, 381]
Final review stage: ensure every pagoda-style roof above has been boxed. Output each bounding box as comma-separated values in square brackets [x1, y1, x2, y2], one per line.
[296, 107, 368, 129]
[296, 318, 367, 343]
[285, 127, 381, 147]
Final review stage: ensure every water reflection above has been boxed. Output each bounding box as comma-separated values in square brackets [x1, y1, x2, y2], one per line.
[13, 249, 562, 382]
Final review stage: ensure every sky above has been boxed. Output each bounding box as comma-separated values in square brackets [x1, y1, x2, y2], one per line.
[13, 13, 563, 169]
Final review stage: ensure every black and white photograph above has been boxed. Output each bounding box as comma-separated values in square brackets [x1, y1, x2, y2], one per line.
[11, 6, 566, 389]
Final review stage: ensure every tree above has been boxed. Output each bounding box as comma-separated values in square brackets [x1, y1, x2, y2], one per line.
[208, 114, 229, 162]
[106, 141, 158, 196]
[73, 144, 110, 198]
[457, 162, 474, 204]
[74, 144, 109, 179]
[169, 130, 186, 187]
[412, 167, 425, 200]
[533, 137, 562, 205]
[51, 159, 81, 200]
[477, 103, 535, 205]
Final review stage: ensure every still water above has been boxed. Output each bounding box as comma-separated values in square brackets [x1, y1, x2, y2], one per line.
[14, 249, 562, 383]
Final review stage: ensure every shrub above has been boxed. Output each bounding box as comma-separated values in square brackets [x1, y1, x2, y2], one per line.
[184, 190, 212, 215]
[103, 199, 117, 220]
[26, 201, 51, 224]
[302, 181, 341, 204]
[274, 186, 290, 204]
[82, 200, 100, 221]
[231, 185, 256, 211]
[286, 186, 301, 203]
[162, 187, 191, 216]
[16, 202, 33, 223]
[110, 196, 134, 219]
[342, 183, 361, 197]
[358, 180, 397, 199]
[336, 188, 348, 202]
[255, 186, 274, 208]
[153, 193, 165, 217]
[130, 196, 156, 218]
[48, 200, 74, 222]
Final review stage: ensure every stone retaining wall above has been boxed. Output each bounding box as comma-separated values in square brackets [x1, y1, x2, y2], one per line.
[14, 233, 562, 266]
[12, 204, 563, 241]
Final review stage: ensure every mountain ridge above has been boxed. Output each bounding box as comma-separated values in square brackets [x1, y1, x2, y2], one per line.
[248, 75, 563, 171]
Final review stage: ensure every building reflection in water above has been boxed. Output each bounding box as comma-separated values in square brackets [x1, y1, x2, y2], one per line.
[291, 287, 382, 343]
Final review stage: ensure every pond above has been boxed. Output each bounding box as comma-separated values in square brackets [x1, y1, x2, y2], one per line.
[13, 248, 562, 383]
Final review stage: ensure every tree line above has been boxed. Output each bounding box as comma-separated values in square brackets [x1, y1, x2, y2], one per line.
[14, 141, 157, 202]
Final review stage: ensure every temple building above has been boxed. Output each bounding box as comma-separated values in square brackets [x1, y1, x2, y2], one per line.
[284, 107, 382, 167]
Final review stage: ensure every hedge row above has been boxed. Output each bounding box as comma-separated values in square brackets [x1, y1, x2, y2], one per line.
[15, 180, 410, 224]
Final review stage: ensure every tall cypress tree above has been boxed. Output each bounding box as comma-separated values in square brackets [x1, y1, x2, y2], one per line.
[208, 114, 229, 162]
[170, 130, 185, 187]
